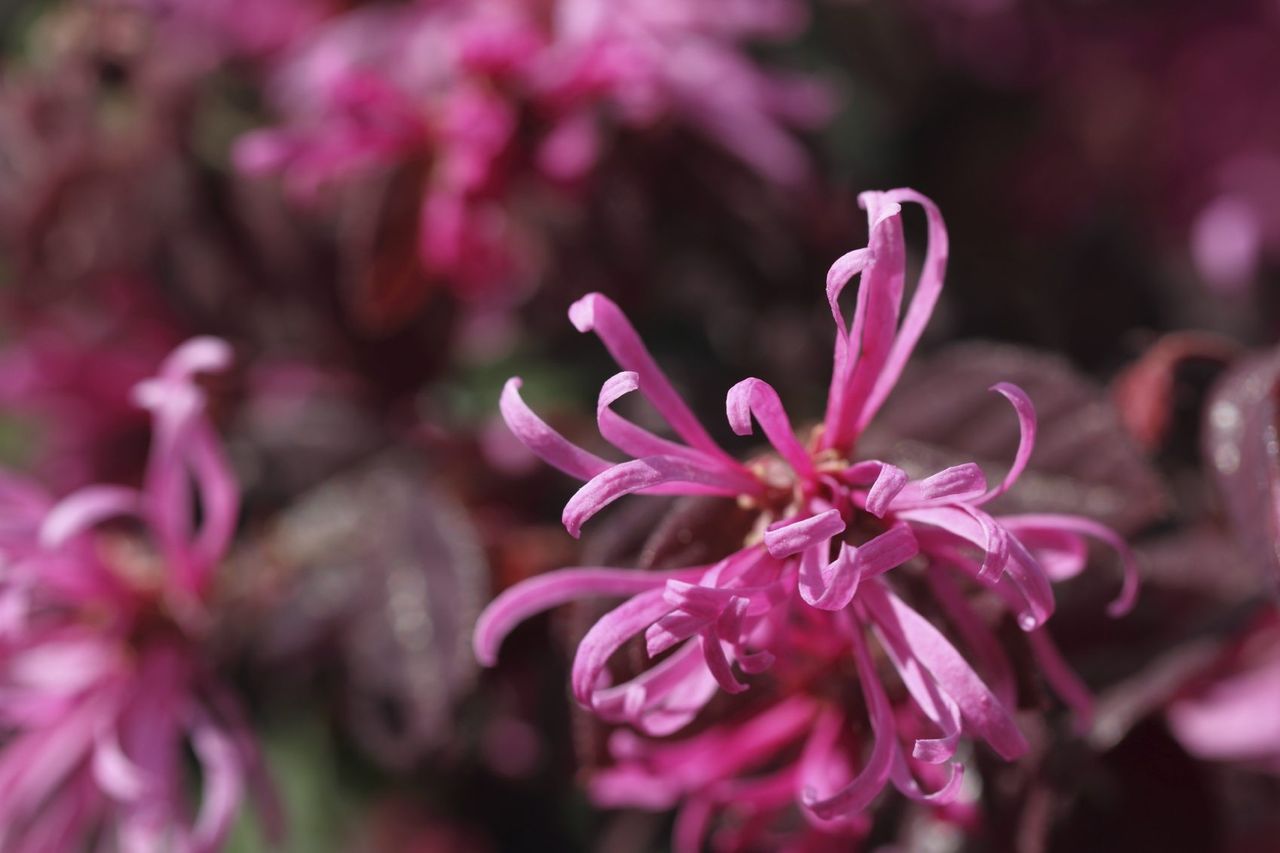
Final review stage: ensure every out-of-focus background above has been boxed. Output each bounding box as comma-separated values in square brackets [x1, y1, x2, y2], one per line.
[0, 1, 1277, 851]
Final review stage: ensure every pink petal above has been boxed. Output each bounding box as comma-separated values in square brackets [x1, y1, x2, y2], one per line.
[39, 486, 141, 548]
[725, 378, 815, 479]
[763, 509, 845, 558]
[474, 567, 698, 666]
[92, 731, 147, 802]
[1001, 534, 1057, 630]
[156, 337, 234, 386]
[822, 199, 906, 451]
[914, 463, 988, 504]
[700, 634, 748, 694]
[597, 372, 753, 483]
[863, 581, 1028, 761]
[863, 463, 908, 517]
[980, 383, 1037, 503]
[1168, 653, 1280, 764]
[856, 189, 950, 433]
[866, 597, 965, 764]
[926, 569, 1017, 708]
[563, 456, 752, 538]
[800, 526, 918, 611]
[889, 750, 964, 804]
[499, 378, 612, 481]
[800, 622, 895, 820]
[1000, 513, 1140, 616]
[898, 504, 1011, 583]
[186, 422, 239, 585]
[646, 581, 741, 657]
[569, 294, 732, 463]
[592, 641, 719, 736]
[189, 719, 245, 853]
[1006, 526, 1089, 581]
[571, 588, 674, 709]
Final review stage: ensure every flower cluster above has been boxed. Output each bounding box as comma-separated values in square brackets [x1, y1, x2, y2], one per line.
[0, 339, 274, 852]
[475, 189, 1138, 847]
[234, 0, 829, 299]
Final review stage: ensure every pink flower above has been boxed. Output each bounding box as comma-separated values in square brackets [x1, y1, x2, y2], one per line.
[1168, 607, 1280, 775]
[125, 0, 334, 58]
[475, 189, 1138, 847]
[0, 338, 277, 852]
[233, 0, 829, 300]
[0, 279, 180, 491]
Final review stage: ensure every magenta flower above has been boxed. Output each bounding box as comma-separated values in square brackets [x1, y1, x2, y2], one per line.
[1168, 607, 1280, 775]
[234, 0, 829, 300]
[475, 189, 1138, 846]
[0, 338, 276, 852]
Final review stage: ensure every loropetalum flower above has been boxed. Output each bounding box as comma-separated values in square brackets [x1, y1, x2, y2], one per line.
[234, 0, 829, 300]
[0, 339, 276, 851]
[1168, 606, 1280, 776]
[475, 189, 1139, 847]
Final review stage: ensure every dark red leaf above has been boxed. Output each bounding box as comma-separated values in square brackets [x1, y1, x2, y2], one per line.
[223, 453, 487, 769]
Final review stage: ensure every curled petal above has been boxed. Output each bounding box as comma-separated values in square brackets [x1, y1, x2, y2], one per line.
[800, 526, 918, 610]
[597, 373, 692, 459]
[981, 383, 1037, 503]
[1012, 527, 1089, 581]
[1001, 514, 1140, 616]
[187, 422, 239, 579]
[563, 456, 753, 538]
[867, 595, 965, 764]
[700, 634, 748, 694]
[856, 189, 950, 432]
[799, 542, 858, 610]
[864, 464, 908, 517]
[725, 378, 815, 479]
[500, 378, 611, 481]
[825, 248, 871, 332]
[926, 569, 1017, 708]
[474, 567, 697, 666]
[897, 505, 1011, 583]
[569, 294, 730, 462]
[1002, 535, 1056, 630]
[801, 621, 895, 820]
[856, 526, 920, 578]
[915, 464, 988, 504]
[646, 581, 739, 657]
[863, 581, 1028, 761]
[593, 641, 719, 736]
[189, 719, 245, 853]
[823, 201, 905, 451]
[40, 486, 140, 548]
[763, 509, 845, 558]
[889, 750, 964, 804]
[572, 589, 674, 708]
[92, 732, 146, 802]
[157, 337, 233, 384]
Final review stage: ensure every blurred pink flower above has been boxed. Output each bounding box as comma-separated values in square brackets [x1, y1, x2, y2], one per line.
[121, 0, 334, 58]
[1168, 607, 1280, 775]
[0, 279, 180, 491]
[918, 0, 1280, 293]
[234, 0, 830, 300]
[0, 338, 276, 851]
[475, 189, 1137, 846]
